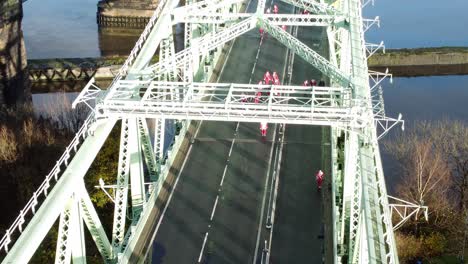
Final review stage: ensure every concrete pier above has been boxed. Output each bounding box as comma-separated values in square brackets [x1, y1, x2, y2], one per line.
[368, 47, 468, 77]
[0, 0, 31, 105]
[97, 0, 159, 29]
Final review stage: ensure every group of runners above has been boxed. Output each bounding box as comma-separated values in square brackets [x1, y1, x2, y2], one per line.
[259, 4, 287, 38]
[256, 4, 326, 189]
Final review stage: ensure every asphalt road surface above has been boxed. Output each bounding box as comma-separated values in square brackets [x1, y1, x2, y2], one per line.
[269, 25, 329, 263]
[151, 2, 329, 263]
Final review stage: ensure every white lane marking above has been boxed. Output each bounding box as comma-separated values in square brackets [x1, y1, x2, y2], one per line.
[248, 40, 264, 84]
[198, 232, 209, 263]
[210, 196, 219, 221]
[252, 123, 277, 264]
[151, 129, 196, 247]
[228, 140, 235, 157]
[198, 1, 264, 260]
[220, 165, 228, 187]
[267, 124, 286, 254]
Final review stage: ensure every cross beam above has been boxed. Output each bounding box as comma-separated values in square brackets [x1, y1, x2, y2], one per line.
[95, 81, 367, 127]
[174, 13, 342, 26]
[280, 0, 343, 16]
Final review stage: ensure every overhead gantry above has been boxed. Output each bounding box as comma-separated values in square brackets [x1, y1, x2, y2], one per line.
[0, 0, 415, 263]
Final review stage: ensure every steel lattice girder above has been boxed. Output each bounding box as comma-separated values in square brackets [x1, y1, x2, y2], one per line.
[280, 0, 343, 15]
[341, 0, 399, 262]
[143, 17, 256, 82]
[174, 12, 344, 26]
[2, 118, 117, 263]
[95, 81, 368, 127]
[111, 119, 131, 255]
[172, 0, 244, 17]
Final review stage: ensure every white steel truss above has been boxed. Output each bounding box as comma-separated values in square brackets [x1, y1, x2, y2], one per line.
[111, 118, 131, 254]
[96, 81, 367, 127]
[0, 0, 405, 263]
[280, 0, 343, 15]
[388, 196, 429, 231]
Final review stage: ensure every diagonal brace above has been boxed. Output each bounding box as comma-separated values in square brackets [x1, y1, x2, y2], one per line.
[258, 18, 352, 88]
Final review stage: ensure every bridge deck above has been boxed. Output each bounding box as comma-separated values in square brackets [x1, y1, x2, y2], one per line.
[270, 25, 329, 263]
[151, 1, 330, 263]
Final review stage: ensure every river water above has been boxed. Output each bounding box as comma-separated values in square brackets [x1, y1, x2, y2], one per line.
[23, 1, 468, 191]
[363, 0, 468, 48]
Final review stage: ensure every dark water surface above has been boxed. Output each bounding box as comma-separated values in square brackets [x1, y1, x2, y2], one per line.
[380, 75, 468, 193]
[384, 75, 468, 122]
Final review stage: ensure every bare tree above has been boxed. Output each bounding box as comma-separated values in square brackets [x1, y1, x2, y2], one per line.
[384, 121, 455, 228]
[431, 120, 468, 212]
[42, 92, 89, 133]
[0, 125, 17, 162]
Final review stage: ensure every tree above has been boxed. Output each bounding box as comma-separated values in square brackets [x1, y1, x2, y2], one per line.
[384, 120, 468, 258]
[385, 122, 453, 228]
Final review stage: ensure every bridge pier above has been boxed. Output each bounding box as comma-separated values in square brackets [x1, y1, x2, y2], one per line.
[97, 0, 159, 29]
[97, 0, 160, 56]
[0, 0, 31, 105]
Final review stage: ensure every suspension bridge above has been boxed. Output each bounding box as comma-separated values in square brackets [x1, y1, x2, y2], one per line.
[0, 0, 425, 263]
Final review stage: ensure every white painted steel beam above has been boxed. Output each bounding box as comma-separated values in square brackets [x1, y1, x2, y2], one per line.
[145, 17, 256, 82]
[70, 195, 87, 264]
[55, 197, 76, 264]
[153, 118, 165, 162]
[78, 183, 113, 262]
[2, 118, 116, 263]
[97, 81, 366, 127]
[173, 0, 246, 21]
[177, 12, 345, 26]
[280, 0, 343, 15]
[137, 118, 158, 181]
[257, 18, 352, 88]
[111, 119, 131, 254]
[127, 118, 146, 219]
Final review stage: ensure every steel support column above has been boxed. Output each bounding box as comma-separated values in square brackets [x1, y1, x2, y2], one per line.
[111, 119, 131, 255]
[54, 194, 86, 264]
[127, 118, 146, 219]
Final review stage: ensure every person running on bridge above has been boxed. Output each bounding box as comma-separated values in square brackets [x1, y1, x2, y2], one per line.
[315, 169, 324, 190]
[273, 4, 279, 14]
[259, 27, 265, 38]
[281, 25, 287, 31]
[255, 91, 262, 103]
[266, 7, 271, 14]
[264, 71, 272, 84]
[272, 71, 279, 83]
[260, 121, 268, 137]
[318, 79, 325, 87]
[310, 79, 317, 86]
[272, 79, 281, 95]
[303, 80, 309, 86]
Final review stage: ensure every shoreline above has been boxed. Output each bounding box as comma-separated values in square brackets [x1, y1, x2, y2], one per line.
[27, 47, 468, 91]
